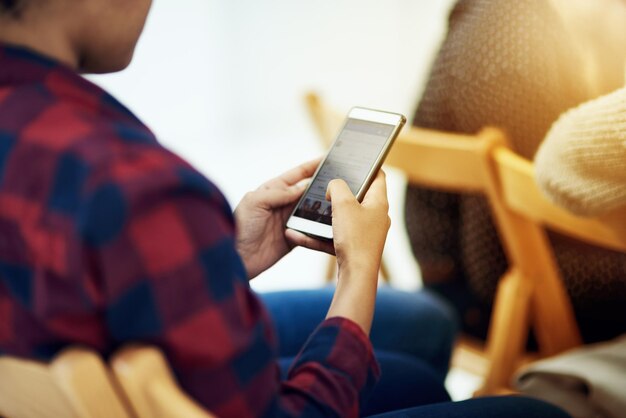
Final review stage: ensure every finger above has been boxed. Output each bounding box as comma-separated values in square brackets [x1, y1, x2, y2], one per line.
[266, 158, 322, 188]
[255, 183, 306, 208]
[361, 170, 388, 208]
[285, 229, 336, 255]
[325, 179, 355, 206]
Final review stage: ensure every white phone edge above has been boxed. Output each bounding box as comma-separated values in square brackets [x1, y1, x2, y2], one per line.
[286, 217, 333, 240]
[349, 107, 404, 126]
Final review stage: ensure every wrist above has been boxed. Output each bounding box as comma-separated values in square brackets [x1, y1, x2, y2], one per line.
[328, 268, 378, 335]
[337, 254, 380, 283]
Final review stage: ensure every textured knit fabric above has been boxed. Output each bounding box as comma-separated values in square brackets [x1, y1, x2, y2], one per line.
[0, 43, 380, 418]
[535, 86, 626, 216]
[404, 0, 626, 341]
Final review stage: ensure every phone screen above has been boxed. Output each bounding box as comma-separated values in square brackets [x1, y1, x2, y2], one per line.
[293, 118, 396, 225]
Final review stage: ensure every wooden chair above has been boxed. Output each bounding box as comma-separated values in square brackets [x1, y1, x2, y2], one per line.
[303, 92, 589, 394]
[366, 108, 626, 393]
[0, 348, 131, 418]
[111, 346, 216, 418]
[0, 346, 219, 418]
[479, 146, 626, 393]
[379, 111, 561, 394]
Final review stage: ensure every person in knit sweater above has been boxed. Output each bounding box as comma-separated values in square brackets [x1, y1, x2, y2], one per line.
[535, 85, 626, 216]
[404, 0, 626, 342]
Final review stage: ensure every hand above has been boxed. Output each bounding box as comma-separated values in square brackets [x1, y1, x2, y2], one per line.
[324, 170, 391, 335]
[234, 159, 334, 280]
[326, 170, 391, 274]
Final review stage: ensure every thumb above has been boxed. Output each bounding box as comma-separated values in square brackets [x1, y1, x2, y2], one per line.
[325, 179, 356, 206]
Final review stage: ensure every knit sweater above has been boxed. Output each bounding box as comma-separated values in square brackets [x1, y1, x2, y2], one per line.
[404, 0, 626, 341]
[535, 86, 626, 216]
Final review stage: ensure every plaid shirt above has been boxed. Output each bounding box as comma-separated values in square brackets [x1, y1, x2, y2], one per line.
[0, 43, 379, 417]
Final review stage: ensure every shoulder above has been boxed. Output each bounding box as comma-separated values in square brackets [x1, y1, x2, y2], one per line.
[2, 71, 233, 242]
[34, 83, 233, 244]
[535, 86, 626, 215]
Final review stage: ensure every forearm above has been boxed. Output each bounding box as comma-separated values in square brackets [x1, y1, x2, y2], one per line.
[324, 174, 389, 337]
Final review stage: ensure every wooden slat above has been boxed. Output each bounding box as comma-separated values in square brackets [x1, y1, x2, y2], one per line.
[0, 357, 78, 418]
[112, 346, 216, 418]
[386, 127, 503, 193]
[305, 92, 505, 193]
[479, 268, 534, 394]
[52, 349, 132, 418]
[304, 93, 345, 147]
[0, 349, 131, 418]
[493, 148, 626, 252]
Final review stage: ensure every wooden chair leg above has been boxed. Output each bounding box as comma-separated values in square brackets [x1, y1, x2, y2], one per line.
[531, 270, 581, 357]
[478, 268, 534, 395]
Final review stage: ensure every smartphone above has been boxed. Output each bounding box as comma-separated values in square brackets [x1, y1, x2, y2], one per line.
[286, 107, 406, 240]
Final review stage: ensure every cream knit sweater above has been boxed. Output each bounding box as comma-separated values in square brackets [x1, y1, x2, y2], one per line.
[535, 85, 626, 216]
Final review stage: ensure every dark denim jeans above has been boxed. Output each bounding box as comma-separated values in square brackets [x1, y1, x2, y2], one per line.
[259, 286, 457, 415]
[260, 287, 569, 418]
[367, 396, 570, 418]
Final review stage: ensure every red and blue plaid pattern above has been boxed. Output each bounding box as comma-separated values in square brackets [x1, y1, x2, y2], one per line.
[0, 43, 379, 417]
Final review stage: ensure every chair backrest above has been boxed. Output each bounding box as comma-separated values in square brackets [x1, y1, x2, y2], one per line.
[304, 92, 592, 394]
[305, 92, 626, 393]
[492, 147, 626, 252]
[111, 346, 216, 418]
[0, 349, 132, 418]
[477, 145, 626, 392]
[489, 146, 626, 351]
[385, 126, 507, 193]
[305, 93, 345, 148]
[305, 92, 507, 193]
[382, 121, 591, 392]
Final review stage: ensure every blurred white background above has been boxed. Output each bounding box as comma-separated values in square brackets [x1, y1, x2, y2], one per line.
[90, 0, 455, 292]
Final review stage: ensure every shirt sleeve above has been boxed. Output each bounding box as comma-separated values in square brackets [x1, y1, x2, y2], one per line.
[78, 151, 380, 418]
[535, 86, 626, 216]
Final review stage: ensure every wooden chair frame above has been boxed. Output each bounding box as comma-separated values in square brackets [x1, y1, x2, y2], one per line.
[0, 345, 219, 418]
[382, 116, 579, 394]
[303, 92, 595, 394]
[111, 345, 216, 418]
[480, 147, 626, 393]
[0, 348, 131, 418]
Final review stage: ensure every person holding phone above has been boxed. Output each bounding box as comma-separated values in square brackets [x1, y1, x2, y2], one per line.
[0, 0, 569, 417]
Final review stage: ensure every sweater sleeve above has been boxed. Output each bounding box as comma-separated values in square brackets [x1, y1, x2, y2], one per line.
[535, 86, 626, 216]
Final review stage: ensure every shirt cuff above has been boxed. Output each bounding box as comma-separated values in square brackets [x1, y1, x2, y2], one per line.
[288, 316, 381, 392]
